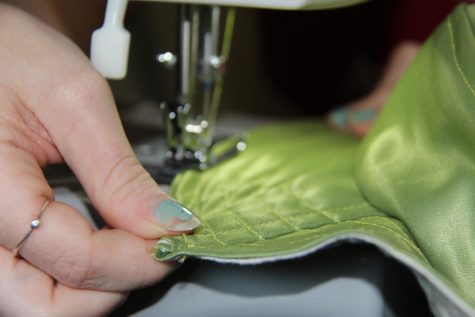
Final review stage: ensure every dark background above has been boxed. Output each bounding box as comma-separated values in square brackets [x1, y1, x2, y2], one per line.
[111, 0, 462, 117]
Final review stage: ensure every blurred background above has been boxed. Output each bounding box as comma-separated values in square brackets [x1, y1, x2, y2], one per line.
[2, 0, 463, 118]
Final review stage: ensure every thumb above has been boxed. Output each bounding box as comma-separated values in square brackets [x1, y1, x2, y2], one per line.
[33, 72, 201, 239]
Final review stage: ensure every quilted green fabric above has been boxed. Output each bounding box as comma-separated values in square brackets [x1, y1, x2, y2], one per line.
[153, 4, 475, 314]
[158, 122, 427, 262]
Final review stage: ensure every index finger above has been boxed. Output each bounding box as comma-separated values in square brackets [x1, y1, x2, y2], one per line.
[0, 142, 176, 291]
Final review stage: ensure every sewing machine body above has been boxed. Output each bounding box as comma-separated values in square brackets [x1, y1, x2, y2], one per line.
[91, 0, 367, 180]
[135, 0, 367, 10]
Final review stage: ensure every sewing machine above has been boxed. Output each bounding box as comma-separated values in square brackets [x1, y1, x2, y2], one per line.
[90, 0, 367, 182]
[84, 1, 434, 316]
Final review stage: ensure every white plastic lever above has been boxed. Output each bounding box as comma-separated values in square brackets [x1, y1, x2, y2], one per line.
[90, 0, 130, 79]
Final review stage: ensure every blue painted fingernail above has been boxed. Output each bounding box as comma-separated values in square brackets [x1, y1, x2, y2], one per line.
[351, 108, 377, 123]
[155, 199, 201, 232]
[329, 107, 349, 129]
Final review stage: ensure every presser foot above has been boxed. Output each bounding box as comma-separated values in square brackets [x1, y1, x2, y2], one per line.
[143, 133, 247, 184]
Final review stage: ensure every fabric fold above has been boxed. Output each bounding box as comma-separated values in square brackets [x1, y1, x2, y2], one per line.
[355, 3, 475, 309]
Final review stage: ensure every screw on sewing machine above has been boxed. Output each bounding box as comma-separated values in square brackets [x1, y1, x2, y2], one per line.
[156, 52, 177, 69]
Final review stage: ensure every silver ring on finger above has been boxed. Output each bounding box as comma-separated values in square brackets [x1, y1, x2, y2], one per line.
[13, 200, 51, 257]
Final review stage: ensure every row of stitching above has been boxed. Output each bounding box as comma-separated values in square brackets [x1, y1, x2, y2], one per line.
[197, 150, 355, 218]
[448, 16, 475, 97]
[198, 181, 232, 247]
[289, 188, 339, 222]
[290, 188, 372, 223]
[233, 212, 266, 240]
[347, 219, 426, 259]
[212, 201, 372, 228]
[270, 211, 300, 231]
[178, 215, 418, 253]
[184, 218, 391, 243]
[188, 202, 376, 239]
[207, 199, 370, 219]
[196, 215, 227, 246]
[175, 220, 422, 258]
[274, 225, 420, 254]
[182, 233, 194, 248]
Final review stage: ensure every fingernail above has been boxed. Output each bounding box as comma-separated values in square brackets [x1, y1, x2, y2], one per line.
[351, 108, 377, 123]
[329, 107, 349, 129]
[154, 199, 201, 232]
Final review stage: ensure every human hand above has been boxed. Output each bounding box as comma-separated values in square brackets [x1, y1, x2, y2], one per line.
[328, 41, 420, 137]
[0, 4, 200, 316]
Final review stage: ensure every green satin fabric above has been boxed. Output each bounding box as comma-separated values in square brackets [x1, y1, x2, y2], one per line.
[159, 122, 426, 263]
[153, 4, 475, 311]
[355, 3, 475, 307]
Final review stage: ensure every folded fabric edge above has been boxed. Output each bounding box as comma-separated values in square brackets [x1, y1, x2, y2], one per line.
[452, 4, 475, 89]
[172, 233, 475, 317]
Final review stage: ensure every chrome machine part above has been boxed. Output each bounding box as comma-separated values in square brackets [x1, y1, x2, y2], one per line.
[158, 5, 242, 179]
[91, 0, 243, 184]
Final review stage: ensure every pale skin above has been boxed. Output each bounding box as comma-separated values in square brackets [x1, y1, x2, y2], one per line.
[329, 41, 421, 137]
[0, 3, 190, 316]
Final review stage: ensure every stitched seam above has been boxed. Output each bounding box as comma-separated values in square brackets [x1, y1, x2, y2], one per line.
[289, 188, 340, 223]
[198, 202, 373, 236]
[197, 182, 227, 246]
[192, 216, 408, 240]
[271, 211, 299, 231]
[182, 233, 194, 248]
[347, 219, 425, 259]
[197, 213, 227, 246]
[290, 185, 371, 222]
[199, 217, 227, 246]
[233, 212, 266, 240]
[210, 201, 371, 225]
[178, 219, 423, 258]
[448, 16, 475, 97]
